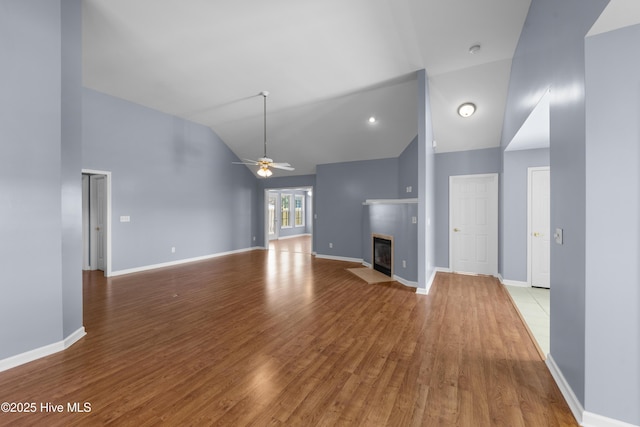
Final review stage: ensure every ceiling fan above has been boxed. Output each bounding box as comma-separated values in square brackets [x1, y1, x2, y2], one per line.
[233, 91, 294, 177]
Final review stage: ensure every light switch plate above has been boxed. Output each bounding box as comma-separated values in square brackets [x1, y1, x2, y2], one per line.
[120, 215, 130, 223]
[554, 228, 563, 244]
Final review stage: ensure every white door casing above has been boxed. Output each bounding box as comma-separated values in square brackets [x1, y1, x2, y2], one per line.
[449, 174, 498, 276]
[268, 193, 278, 241]
[528, 167, 551, 288]
[82, 169, 112, 277]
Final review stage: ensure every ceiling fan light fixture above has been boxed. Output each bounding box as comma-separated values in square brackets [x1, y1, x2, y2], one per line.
[257, 166, 272, 178]
[458, 102, 476, 118]
[368, 116, 377, 124]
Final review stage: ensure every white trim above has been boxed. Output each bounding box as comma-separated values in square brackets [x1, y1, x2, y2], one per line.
[363, 198, 418, 205]
[315, 254, 363, 263]
[583, 412, 640, 427]
[546, 354, 583, 425]
[0, 327, 86, 373]
[393, 275, 418, 289]
[110, 247, 261, 277]
[82, 169, 112, 277]
[498, 274, 530, 288]
[276, 233, 312, 240]
[416, 288, 428, 295]
[435, 266, 451, 273]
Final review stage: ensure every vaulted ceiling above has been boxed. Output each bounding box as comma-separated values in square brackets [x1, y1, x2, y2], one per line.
[83, 0, 533, 176]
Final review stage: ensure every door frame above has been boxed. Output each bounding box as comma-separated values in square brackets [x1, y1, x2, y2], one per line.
[82, 169, 112, 277]
[266, 190, 279, 242]
[263, 186, 313, 250]
[527, 166, 550, 287]
[448, 173, 498, 275]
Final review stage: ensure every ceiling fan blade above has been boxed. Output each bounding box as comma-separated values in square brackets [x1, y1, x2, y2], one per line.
[271, 163, 295, 171]
[232, 158, 259, 165]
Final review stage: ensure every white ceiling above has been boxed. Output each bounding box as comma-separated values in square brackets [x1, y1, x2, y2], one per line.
[82, 0, 532, 177]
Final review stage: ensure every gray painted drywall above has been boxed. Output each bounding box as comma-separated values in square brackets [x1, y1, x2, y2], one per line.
[501, 148, 549, 282]
[417, 70, 436, 290]
[315, 158, 399, 259]
[398, 135, 418, 198]
[0, 0, 65, 359]
[501, 0, 608, 409]
[363, 203, 418, 282]
[61, 0, 83, 338]
[585, 24, 640, 425]
[82, 88, 259, 273]
[433, 148, 502, 269]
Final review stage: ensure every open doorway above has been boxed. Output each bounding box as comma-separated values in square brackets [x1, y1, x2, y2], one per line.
[82, 169, 112, 276]
[264, 187, 313, 254]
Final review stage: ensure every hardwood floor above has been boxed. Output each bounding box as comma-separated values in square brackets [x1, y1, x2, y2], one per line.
[0, 249, 576, 426]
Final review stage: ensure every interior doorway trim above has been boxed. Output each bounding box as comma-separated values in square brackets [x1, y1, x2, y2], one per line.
[82, 169, 112, 277]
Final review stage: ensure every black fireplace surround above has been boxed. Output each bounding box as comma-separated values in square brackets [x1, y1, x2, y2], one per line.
[373, 235, 392, 277]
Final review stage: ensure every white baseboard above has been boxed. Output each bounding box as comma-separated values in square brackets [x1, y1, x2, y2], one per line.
[393, 275, 418, 289]
[276, 233, 311, 240]
[546, 354, 583, 425]
[497, 273, 529, 287]
[435, 267, 452, 273]
[0, 326, 86, 373]
[583, 411, 640, 427]
[315, 254, 363, 263]
[110, 247, 261, 277]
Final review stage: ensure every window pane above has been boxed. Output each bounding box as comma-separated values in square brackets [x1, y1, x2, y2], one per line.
[295, 195, 304, 227]
[281, 194, 291, 227]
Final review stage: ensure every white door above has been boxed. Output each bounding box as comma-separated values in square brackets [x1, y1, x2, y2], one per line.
[268, 193, 279, 241]
[450, 174, 498, 275]
[529, 167, 550, 288]
[90, 175, 107, 271]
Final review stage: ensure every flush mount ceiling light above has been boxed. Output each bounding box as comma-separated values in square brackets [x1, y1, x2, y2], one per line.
[468, 44, 481, 54]
[368, 116, 377, 124]
[457, 102, 476, 118]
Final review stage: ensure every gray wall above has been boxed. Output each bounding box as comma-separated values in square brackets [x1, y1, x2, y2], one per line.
[363, 203, 418, 282]
[433, 148, 502, 269]
[315, 158, 399, 259]
[501, 148, 550, 282]
[584, 24, 640, 425]
[398, 135, 418, 198]
[0, 0, 83, 360]
[61, 0, 83, 339]
[82, 89, 259, 272]
[500, 0, 608, 411]
[417, 70, 436, 290]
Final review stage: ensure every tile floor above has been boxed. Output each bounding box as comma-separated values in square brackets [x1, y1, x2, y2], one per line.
[504, 285, 550, 357]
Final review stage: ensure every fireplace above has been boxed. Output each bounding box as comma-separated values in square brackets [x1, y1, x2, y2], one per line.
[372, 234, 393, 277]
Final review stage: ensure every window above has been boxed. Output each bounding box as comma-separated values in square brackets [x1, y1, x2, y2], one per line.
[295, 194, 305, 227]
[281, 194, 291, 228]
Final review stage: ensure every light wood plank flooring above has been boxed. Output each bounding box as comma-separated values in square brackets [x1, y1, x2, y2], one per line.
[0, 249, 576, 426]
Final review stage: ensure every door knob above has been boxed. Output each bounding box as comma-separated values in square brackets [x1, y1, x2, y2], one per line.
[453, 228, 461, 232]
[533, 232, 543, 237]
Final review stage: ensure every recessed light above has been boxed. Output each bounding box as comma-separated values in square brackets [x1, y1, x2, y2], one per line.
[368, 116, 377, 124]
[457, 102, 476, 118]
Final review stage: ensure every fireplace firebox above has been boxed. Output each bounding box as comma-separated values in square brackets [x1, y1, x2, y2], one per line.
[372, 235, 393, 277]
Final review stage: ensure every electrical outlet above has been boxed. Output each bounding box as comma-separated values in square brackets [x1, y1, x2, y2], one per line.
[329, 243, 333, 248]
[406, 186, 412, 193]
[171, 247, 176, 253]
[412, 216, 417, 224]
[253, 236, 256, 241]
[402, 260, 406, 268]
